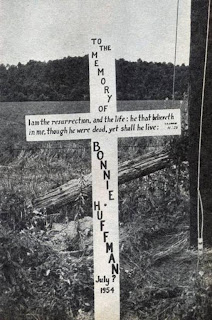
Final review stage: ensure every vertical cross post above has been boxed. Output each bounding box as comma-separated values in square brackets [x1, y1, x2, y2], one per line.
[89, 38, 120, 320]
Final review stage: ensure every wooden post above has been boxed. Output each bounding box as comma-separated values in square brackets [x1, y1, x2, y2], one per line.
[189, 0, 212, 246]
[33, 148, 171, 210]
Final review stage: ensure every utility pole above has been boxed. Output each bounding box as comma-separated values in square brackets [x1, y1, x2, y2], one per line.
[189, 0, 212, 246]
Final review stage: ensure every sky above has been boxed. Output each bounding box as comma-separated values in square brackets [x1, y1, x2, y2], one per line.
[0, 0, 191, 66]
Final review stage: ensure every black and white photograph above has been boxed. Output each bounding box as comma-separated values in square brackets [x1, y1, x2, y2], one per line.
[0, 0, 212, 320]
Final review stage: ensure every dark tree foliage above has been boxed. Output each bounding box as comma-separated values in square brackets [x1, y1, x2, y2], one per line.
[116, 59, 189, 100]
[0, 56, 188, 102]
[0, 56, 90, 102]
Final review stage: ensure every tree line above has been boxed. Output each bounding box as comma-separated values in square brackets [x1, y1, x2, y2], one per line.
[0, 56, 188, 101]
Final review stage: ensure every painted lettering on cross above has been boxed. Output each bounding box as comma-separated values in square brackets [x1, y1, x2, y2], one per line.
[93, 142, 114, 200]
[91, 38, 113, 106]
[94, 200, 119, 276]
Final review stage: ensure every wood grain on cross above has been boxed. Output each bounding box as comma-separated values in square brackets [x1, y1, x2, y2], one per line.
[26, 38, 181, 320]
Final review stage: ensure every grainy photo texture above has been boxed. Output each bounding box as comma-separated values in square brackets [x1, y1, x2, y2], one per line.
[1, 1, 212, 320]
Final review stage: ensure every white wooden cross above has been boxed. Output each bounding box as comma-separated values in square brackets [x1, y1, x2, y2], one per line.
[25, 37, 181, 320]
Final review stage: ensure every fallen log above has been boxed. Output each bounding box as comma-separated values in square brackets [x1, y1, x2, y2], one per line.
[33, 148, 171, 210]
